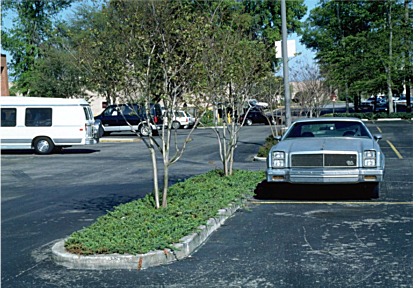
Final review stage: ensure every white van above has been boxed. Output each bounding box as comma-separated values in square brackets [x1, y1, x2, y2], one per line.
[0, 96, 102, 154]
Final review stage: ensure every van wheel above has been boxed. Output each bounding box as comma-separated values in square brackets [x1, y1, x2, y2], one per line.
[34, 137, 54, 154]
[139, 124, 151, 137]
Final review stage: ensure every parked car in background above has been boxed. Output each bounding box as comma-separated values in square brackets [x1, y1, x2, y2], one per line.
[394, 95, 413, 112]
[164, 110, 194, 129]
[266, 118, 385, 198]
[360, 96, 388, 112]
[184, 111, 196, 128]
[248, 99, 268, 108]
[239, 107, 278, 126]
[95, 103, 163, 136]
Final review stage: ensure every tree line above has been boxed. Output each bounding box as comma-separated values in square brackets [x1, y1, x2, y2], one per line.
[301, 0, 413, 112]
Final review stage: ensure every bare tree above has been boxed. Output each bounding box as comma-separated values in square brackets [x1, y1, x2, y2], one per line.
[196, 8, 270, 176]
[291, 58, 331, 117]
[101, 0, 207, 208]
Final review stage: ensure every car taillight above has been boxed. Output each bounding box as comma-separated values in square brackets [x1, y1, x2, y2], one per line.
[154, 116, 158, 123]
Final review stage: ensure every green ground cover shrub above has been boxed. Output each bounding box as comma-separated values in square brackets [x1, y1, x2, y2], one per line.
[64, 169, 264, 255]
[257, 134, 278, 158]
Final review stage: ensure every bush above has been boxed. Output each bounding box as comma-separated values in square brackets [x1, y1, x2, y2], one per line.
[322, 112, 413, 120]
[200, 110, 215, 126]
[64, 169, 264, 255]
[257, 134, 277, 158]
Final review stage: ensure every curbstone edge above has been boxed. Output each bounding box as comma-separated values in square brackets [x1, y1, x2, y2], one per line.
[52, 204, 240, 270]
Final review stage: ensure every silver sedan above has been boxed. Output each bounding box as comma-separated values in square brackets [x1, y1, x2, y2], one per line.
[266, 118, 385, 198]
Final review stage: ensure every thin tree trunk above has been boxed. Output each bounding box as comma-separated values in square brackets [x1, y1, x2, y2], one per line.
[149, 137, 160, 209]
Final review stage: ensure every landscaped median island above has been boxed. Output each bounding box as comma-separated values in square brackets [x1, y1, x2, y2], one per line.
[54, 170, 264, 269]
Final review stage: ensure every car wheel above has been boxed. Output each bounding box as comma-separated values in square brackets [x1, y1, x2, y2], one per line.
[370, 183, 380, 199]
[364, 183, 380, 199]
[34, 137, 54, 154]
[98, 124, 105, 138]
[139, 124, 151, 137]
[172, 121, 181, 130]
[246, 119, 253, 126]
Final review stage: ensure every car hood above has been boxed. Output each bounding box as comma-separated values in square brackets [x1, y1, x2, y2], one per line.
[274, 137, 378, 153]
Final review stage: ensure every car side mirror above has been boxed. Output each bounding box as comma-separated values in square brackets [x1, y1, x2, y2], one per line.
[373, 134, 382, 142]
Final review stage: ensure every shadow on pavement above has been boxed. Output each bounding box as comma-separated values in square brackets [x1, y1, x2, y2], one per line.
[254, 180, 372, 201]
[1, 148, 100, 155]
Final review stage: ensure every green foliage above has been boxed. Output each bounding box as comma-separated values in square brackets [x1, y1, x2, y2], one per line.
[257, 134, 278, 158]
[301, 0, 412, 98]
[1, 0, 75, 95]
[64, 170, 264, 255]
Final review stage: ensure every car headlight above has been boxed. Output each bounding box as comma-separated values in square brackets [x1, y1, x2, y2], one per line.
[272, 151, 285, 168]
[363, 150, 376, 167]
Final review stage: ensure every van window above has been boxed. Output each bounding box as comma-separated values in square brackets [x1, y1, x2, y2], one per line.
[1, 108, 16, 127]
[25, 108, 52, 127]
[83, 107, 93, 120]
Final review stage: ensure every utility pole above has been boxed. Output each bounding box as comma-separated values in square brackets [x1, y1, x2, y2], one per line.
[281, 0, 291, 127]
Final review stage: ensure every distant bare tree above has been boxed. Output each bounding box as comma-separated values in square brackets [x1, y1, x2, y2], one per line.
[291, 58, 331, 117]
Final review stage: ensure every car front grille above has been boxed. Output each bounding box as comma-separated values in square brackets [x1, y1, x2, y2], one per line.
[291, 153, 357, 167]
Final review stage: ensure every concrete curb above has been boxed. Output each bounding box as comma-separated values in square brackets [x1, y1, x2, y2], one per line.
[52, 204, 240, 270]
[253, 156, 266, 162]
[99, 137, 140, 143]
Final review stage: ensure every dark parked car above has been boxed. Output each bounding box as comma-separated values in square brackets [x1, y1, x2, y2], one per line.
[239, 108, 279, 126]
[95, 103, 163, 136]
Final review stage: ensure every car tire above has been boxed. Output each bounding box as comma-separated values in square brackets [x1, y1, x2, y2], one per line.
[172, 121, 181, 130]
[33, 137, 54, 154]
[371, 183, 380, 199]
[364, 183, 380, 199]
[246, 119, 253, 126]
[98, 124, 105, 138]
[139, 124, 151, 137]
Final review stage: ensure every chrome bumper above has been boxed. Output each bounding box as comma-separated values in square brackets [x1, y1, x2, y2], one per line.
[266, 168, 384, 184]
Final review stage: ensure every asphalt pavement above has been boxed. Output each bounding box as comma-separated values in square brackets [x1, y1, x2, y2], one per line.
[1, 120, 413, 287]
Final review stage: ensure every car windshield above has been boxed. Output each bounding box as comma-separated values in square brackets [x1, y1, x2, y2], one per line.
[285, 121, 371, 139]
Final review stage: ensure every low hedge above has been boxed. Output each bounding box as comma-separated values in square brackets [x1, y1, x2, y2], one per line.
[322, 112, 413, 120]
[64, 169, 264, 255]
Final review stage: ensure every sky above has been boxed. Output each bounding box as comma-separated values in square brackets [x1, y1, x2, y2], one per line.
[1, 0, 319, 76]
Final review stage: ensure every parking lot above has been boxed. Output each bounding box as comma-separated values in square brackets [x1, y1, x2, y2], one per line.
[1, 120, 413, 287]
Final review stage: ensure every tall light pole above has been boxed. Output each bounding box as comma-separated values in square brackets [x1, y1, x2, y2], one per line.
[281, 0, 291, 127]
